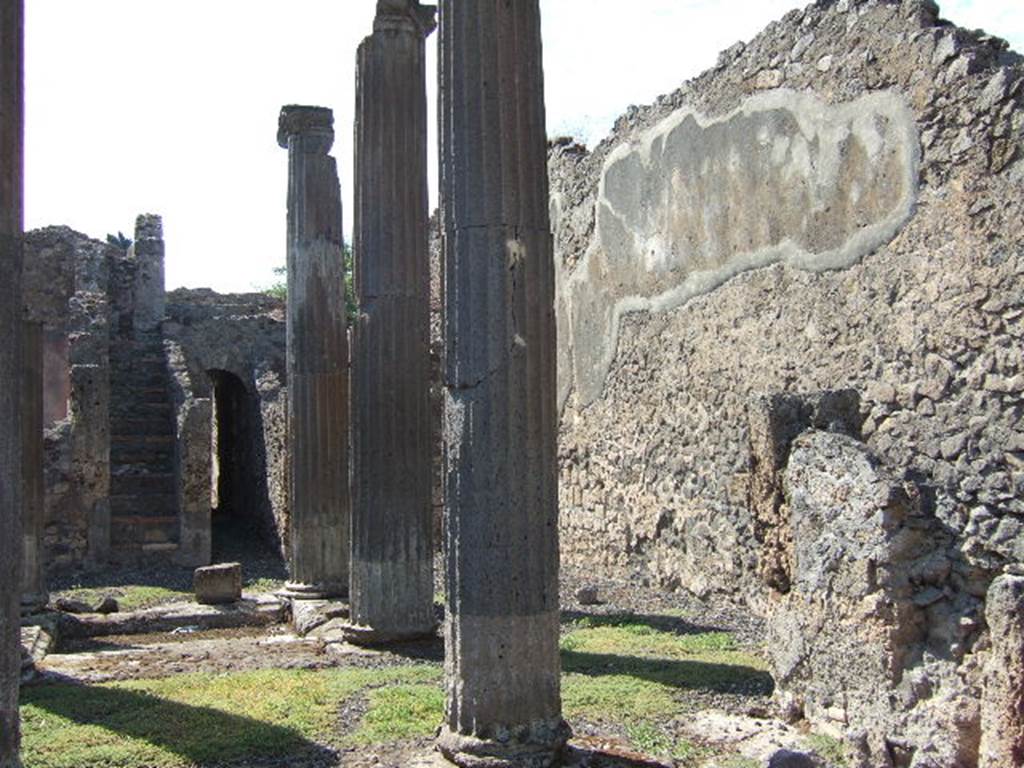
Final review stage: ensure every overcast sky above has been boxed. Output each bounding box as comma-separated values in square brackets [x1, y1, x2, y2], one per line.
[24, 1, 1024, 293]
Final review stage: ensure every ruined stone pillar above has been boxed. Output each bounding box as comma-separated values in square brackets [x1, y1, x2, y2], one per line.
[0, 2, 23, 765]
[277, 106, 350, 599]
[437, 2, 569, 765]
[21, 321, 47, 612]
[980, 573, 1024, 767]
[345, 0, 437, 645]
[130, 214, 165, 335]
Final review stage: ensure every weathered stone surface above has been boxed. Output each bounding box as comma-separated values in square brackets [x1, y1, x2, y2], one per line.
[164, 289, 287, 567]
[562, 90, 919, 407]
[129, 214, 165, 335]
[748, 390, 862, 595]
[438, 1, 569, 765]
[291, 600, 349, 637]
[56, 595, 286, 639]
[278, 105, 350, 599]
[22, 226, 114, 571]
[194, 562, 243, 605]
[979, 574, 1024, 767]
[0, 1, 24, 763]
[550, 5, 1024, 763]
[768, 430, 984, 767]
[20, 321, 47, 612]
[347, 0, 436, 646]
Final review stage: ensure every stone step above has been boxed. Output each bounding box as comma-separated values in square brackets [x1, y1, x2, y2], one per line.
[109, 494, 178, 517]
[109, 516, 180, 550]
[110, 472, 176, 496]
[110, 418, 175, 437]
[110, 401, 174, 419]
[134, 387, 172, 404]
[110, 444, 175, 467]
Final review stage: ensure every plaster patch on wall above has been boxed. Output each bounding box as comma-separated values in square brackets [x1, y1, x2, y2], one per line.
[560, 89, 920, 407]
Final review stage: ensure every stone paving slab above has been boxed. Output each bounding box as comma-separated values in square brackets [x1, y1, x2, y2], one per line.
[56, 594, 287, 639]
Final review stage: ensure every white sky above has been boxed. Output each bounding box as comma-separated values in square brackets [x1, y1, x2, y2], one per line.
[25, 1, 1024, 293]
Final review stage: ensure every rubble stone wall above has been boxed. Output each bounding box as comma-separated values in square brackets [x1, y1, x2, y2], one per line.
[24, 227, 115, 570]
[550, 0, 1024, 762]
[164, 289, 289, 559]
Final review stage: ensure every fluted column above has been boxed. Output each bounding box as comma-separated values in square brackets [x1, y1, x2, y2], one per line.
[345, 0, 437, 645]
[437, 2, 568, 766]
[278, 106, 350, 599]
[0, 2, 23, 765]
[21, 321, 46, 612]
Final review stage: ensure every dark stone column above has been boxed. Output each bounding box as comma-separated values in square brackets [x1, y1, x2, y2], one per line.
[278, 106, 350, 599]
[437, 2, 569, 766]
[0, 2, 23, 765]
[21, 320, 47, 612]
[345, 0, 437, 646]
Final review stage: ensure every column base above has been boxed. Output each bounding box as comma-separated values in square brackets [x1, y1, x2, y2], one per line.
[437, 719, 571, 768]
[20, 591, 49, 616]
[278, 581, 347, 601]
[341, 621, 438, 647]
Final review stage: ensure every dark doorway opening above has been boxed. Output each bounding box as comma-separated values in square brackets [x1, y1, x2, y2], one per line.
[207, 369, 285, 580]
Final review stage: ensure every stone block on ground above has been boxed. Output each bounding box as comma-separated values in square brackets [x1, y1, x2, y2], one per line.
[193, 562, 242, 605]
[291, 599, 349, 636]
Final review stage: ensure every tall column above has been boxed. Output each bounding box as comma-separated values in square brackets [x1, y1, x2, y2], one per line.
[437, 2, 569, 766]
[345, 0, 437, 646]
[0, 2, 24, 765]
[277, 106, 350, 599]
[21, 321, 47, 612]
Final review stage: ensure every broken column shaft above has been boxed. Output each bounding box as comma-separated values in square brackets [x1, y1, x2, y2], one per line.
[278, 106, 350, 599]
[437, 1, 569, 766]
[0, 2, 24, 765]
[345, 0, 437, 645]
[21, 320, 47, 612]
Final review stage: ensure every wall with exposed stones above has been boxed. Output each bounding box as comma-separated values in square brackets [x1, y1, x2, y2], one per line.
[24, 226, 115, 570]
[23, 224, 289, 572]
[163, 288, 288, 560]
[549, 0, 1024, 763]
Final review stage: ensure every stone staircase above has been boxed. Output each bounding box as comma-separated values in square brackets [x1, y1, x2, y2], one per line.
[108, 330, 180, 560]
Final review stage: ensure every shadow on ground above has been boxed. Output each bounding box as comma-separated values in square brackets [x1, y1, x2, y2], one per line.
[563, 650, 774, 697]
[560, 610, 729, 637]
[22, 674, 338, 767]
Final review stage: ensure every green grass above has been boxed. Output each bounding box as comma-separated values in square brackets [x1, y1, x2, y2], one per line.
[57, 585, 191, 612]
[807, 733, 848, 766]
[561, 622, 771, 764]
[21, 666, 440, 768]
[347, 684, 445, 745]
[22, 618, 774, 768]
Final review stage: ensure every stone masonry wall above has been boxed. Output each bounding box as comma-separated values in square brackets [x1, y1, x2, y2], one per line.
[551, 0, 1023, 763]
[24, 226, 115, 571]
[164, 289, 289, 559]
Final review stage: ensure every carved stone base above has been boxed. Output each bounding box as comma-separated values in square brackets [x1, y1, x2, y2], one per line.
[437, 720, 571, 768]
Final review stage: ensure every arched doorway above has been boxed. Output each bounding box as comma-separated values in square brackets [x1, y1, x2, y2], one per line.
[207, 369, 282, 571]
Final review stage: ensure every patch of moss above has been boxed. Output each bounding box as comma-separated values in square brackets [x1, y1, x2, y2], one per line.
[807, 733, 849, 766]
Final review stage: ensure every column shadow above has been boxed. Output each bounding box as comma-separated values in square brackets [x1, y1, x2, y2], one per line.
[21, 674, 339, 766]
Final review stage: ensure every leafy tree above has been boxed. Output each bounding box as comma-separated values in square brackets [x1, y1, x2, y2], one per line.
[264, 245, 358, 324]
[106, 231, 132, 250]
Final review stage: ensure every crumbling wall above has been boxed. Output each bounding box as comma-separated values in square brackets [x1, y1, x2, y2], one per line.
[23, 227, 115, 571]
[552, 0, 1024, 763]
[163, 289, 288, 559]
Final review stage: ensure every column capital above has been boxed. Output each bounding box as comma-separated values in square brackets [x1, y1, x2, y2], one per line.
[277, 105, 334, 151]
[375, 0, 437, 36]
